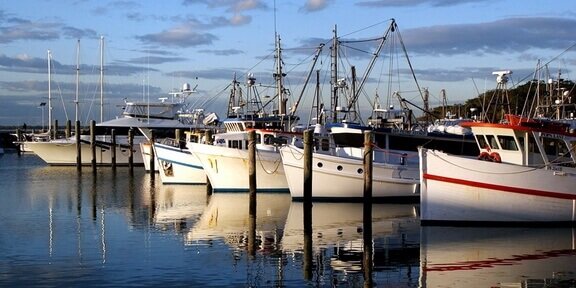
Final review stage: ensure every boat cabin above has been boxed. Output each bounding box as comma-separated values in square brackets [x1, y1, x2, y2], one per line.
[466, 117, 576, 167]
[212, 129, 301, 152]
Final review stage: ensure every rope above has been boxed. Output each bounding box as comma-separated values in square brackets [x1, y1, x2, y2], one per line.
[255, 149, 282, 174]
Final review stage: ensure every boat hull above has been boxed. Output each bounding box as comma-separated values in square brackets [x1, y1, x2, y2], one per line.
[280, 145, 419, 200]
[25, 138, 143, 166]
[419, 148, 576, 223]
[187, 142, 289, 192]
[154, 142, 206, 184]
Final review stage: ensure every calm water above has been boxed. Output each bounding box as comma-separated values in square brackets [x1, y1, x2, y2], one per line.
[0, 152, 575, 287]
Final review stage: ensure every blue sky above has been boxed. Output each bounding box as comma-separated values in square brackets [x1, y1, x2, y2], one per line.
[1, 0, 575, 126]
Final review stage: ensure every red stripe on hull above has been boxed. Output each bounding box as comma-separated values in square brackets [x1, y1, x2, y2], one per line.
[423, 173, 576, 200]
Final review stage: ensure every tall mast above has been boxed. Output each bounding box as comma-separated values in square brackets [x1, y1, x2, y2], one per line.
[47, 49, 52, 137]
[331, 25, 338, 123]
[99, 36, 104, 123]
[274, 34, 286, 115]
[75, 39, 80, 122]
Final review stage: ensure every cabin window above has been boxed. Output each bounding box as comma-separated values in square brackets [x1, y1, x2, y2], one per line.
[497, 135, 518, 151]
[476, 135, 489, 150]
[229, 140, 242, 149]
[542, 137, 571, 161]
[486, 135, 499, 149]
[528, 134, 540, 153]
[263, 134, 274, 145]
[321, 139, 330, 151]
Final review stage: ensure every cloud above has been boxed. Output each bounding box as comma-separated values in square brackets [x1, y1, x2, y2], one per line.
[356, 0, 491, 7]
[401, 17, 576, 56]
[182, 0, 268, 13]
[198, 49, 245, 56]
[166, 68, 240, 80]
[137, 23, 218, 48]
[119, 56, 188, 65]
[299, 0, 333, 13]
[0, 19, 61, 43]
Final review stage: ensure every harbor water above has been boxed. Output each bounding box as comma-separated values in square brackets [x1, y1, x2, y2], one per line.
[1, 152, 575, 287]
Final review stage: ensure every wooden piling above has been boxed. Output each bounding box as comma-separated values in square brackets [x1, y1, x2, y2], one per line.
[90, 120, 96, 171]
[174, 129, 181, 146]
[65, 120, 71, 139]
[248, 130, 257, 256]
[303, 129, 313, 280]
[111, 129, 117, 170]
[128, 128, 134, 171]
[75, 120, 82, 171]
[362, 131, 374, 287]
[53, 119, 58, 139]
[205, 129, 214, 195]
[16, 128, 22, 155]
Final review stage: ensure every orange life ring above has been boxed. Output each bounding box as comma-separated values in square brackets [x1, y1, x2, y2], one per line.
[477, 151, 491, 161]
[489, 152, 501, 163]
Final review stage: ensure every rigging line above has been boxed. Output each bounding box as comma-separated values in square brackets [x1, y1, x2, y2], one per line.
[339, 18, 394, 39]
[338, 43, 373, 55]
[340, 36, 386, 44]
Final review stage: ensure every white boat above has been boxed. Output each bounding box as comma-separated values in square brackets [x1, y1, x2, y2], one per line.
[420, 226, 576, 287]
[280, 143, 419, 200]
[185, 36, 321, 193]
[188, 129, 299, 192]
[419, 114, 576, 223]
[154, 131, 207, 184]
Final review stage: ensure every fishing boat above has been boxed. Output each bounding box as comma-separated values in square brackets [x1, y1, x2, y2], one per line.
[419, 114, 576, 223]
[187, 35, 322, 192]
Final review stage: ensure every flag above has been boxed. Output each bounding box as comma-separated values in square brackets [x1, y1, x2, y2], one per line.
[39, 102, 46, 106]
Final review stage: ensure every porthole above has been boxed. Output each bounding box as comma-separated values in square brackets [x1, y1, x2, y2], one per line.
[337, 165, 343, 171]
[357, 168, 363, 174]
[317, 162, 323, 168]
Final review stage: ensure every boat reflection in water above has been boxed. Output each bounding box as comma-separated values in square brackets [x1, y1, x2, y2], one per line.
[420, 226, 576, 287]
[282, 202, 420, 285]
[151, 184, 208, 234]
[188, 193, 291, 251]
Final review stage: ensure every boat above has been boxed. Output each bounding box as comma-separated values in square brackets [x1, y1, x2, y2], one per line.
[280, 142, 420, 200]
[420, 226, 576, 287]
[187, 35, 322, 193]
[419, 113, 576, 223]
[154, 129, 213, 184]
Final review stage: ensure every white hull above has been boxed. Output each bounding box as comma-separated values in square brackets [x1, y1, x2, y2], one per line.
[188, 142, 289, 192]
[154, 142, 206, 184]
[420, 226, 576, 287]
[420, 148, 576, 223]
[140, 143, 159, 172]
[280, 145, 419, 200]
[25, 138, 144, 166]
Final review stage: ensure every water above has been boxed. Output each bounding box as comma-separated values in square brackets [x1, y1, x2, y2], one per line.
[0, 152, 575, 287]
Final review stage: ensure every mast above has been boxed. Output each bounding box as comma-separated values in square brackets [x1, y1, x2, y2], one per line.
[47, 49, 53, 137]
[331, 25, 338, 123]
[99, 36, 104, 123]
[75, 39, 80, 122]
[274, 34, 286, 115]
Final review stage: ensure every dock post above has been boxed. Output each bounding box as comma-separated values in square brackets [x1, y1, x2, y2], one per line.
[53, 119, 58, 139]
[65, 120, 71, 139]
[248, 130, 257, 256]
[363, 131, 374, 287]
[90, 120, 96, 171]
[75, 120, 82, 171]
[128, 128, 134, 173]
[111, 129, 117, 170]
[149, 130, 155, 178]
[303, 129, 313, 280]
[174, 129, 181, 147]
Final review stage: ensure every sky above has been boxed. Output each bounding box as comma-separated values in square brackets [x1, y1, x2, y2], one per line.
[1, 0, 575, 126]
